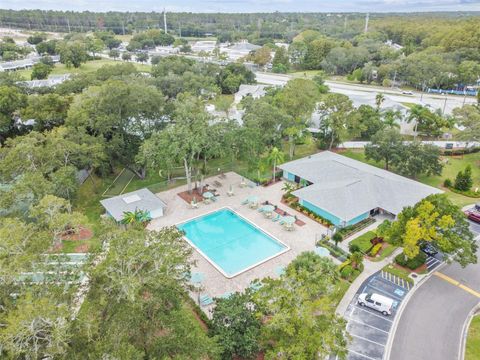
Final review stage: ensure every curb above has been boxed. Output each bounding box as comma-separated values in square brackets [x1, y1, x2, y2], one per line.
[383, 262, 445, 360]
[459, 303, 480, 360]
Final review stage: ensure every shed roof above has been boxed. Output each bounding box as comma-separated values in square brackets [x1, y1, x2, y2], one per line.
[100, 188, 166, 222]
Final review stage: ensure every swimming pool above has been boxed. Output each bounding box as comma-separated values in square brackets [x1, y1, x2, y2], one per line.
[177, 208, 289, 278]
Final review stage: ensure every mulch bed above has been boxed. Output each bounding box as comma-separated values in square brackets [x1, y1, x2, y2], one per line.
[177, 186, 220, 204]
[393, 262, 427, 274]
[74, 243, 90, 253]
[59, 226, 93, 241]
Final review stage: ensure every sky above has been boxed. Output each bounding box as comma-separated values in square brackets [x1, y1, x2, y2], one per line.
[2, 0, 480, 13]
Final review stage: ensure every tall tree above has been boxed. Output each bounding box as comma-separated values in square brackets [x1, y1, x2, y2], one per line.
[253, 252, 348, 359]
[317, 93, 360, 149]
[365, 128, 403, 170]
[382, 194, 477, 266]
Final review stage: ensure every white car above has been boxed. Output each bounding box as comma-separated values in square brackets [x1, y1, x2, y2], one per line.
[357, 293, 393, 316]
[402, 90, 414, 95]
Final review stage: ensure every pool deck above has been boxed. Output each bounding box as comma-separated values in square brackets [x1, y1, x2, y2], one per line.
[148, 171, 331, 302]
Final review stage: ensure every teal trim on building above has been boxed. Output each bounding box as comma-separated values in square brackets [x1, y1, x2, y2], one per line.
[299, 199, 370, 227]
[300, 199, 342, 226]
[283, 170, 296, 182]
[345, 212, 369, 226]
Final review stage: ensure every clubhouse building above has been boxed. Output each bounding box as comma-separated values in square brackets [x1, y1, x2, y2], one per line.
[279, 151, 442, 227]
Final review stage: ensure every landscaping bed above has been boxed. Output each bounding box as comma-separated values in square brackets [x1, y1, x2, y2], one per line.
[338, 217, 376, 239]
[317, 240, 349, 262]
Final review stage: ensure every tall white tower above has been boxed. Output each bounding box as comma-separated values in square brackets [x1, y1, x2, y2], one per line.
[364, 13, 369, 33]
[163, 9, 167, 34]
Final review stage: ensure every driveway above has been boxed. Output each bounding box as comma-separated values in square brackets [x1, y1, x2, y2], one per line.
[343, 271, 411, 360]
[390, 228, 480, 360]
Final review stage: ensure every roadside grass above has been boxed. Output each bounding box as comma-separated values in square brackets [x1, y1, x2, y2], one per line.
[400, 102, 416, 108]
[382, 264, 414, 285]
[102, 168, 136, 197]
[349, 231, 376, 253]
[16, 58, 152, 80]
[340, 149, 480, 208]
[466, 315, 480, 360]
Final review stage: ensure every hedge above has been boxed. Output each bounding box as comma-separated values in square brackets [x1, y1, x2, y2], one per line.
[395, 251, 427, 270]
[369, 243, 383, 257]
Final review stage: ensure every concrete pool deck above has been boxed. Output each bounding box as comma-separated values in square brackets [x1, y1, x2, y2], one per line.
[148, 171, 331, 300]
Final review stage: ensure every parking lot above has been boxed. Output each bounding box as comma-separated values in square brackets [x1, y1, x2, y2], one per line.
[343, 272, 410, 360]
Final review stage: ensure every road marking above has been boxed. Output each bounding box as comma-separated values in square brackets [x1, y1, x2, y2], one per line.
[350, 333, 387, 347]
[433, 272, 480, 298]
[346, 317, 390, 334]
[365, 283, 404, 301]
[348, 349, 381, 360]
[353, 305, 394, 323]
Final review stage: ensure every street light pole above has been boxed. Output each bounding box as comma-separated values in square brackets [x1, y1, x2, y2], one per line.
[442, 94, 448, 115]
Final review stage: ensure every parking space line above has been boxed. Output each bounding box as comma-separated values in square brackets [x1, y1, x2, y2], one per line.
[346, 317, 390, 334]
[350, 333, 387, 347]
[348, 349, 381, 360]
[365, 283, 404, 301]
[434, 272, 480, 298]
[353, 305, 393, 323]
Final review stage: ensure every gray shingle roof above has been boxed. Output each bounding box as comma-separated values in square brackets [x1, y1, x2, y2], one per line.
[100, 188, 166, 222]
[279, 151, 442, 222]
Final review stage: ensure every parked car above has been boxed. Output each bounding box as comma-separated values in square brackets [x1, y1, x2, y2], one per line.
[357, 293, 393, 316]
[420, 241, 438, 257]
[402, 90, 414, 95]
[465, 209, 480, 224]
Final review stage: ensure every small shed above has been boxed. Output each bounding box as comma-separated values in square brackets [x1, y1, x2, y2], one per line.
[100, 188, 166, 222]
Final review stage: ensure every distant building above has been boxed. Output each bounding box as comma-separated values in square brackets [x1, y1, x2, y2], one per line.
[385, 40, 403, 51]
[234, 84, 269, 103]
[100, 188, 167, 222]
[191, 40, 217, 53]
[0, 55, 60, 72]
[18, 74, 70, 88]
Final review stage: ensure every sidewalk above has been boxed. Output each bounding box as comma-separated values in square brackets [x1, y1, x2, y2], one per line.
[336, 247, 403, 316]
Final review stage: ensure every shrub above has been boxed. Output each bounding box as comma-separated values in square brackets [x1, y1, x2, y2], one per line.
[443, 178, 452, 188]
[395, 251, 427, 270]
[454, 165, 473, 192]
[340, 265, 354, 279]
[369, 243, 383, 257]
[349, 243, 361, 253]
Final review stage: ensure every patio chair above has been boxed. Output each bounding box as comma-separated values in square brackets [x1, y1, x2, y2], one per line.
[240, 178, 247, 188]
[203, 198, 211, 205]
[241, 198, 249, 205]
[220, 291, 233, 299]
[227, 189, 235, 196]
[211, 196, 218, 202]
[272, 214, 282, 222]
[200, 294, 214, 306]
[190, 200, 199, 209]
[213, 180, 222, 187]
[249, 202, 259, 209]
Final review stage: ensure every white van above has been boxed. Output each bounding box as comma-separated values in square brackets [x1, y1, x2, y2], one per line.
[357, 293, 393, 316]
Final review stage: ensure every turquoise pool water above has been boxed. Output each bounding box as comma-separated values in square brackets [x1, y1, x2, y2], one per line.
[177, 208, 288, 277]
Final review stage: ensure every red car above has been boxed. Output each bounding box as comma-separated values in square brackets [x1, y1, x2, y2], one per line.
[465, 209, 480, 223]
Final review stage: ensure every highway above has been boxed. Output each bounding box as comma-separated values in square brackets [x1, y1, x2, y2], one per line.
[254, 72, 477, 115]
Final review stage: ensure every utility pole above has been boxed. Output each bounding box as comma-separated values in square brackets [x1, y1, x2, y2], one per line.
[67, 18, 71, 33]
[163, 9, 167, 34]
[364, 13, 369, 33]
[443, 94, 448, 115]
[122, 21, 125, 36]
[344, 15, 348, 32]
[391, 70, 397, 88]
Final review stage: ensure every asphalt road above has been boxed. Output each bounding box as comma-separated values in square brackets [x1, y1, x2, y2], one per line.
[390, 226, 480, 360]
[254, 72, 476, 115]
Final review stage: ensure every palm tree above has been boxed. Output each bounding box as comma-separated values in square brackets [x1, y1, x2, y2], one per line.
[375, 93, 385, 111]
[407, 104, 426, 139]
[266, 147, 285, 183]
[349, 252, 364, 270]
[382, 109, 402, 129]
[121, 209, 152, 226]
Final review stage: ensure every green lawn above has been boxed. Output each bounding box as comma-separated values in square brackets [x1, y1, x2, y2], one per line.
[349, 231, 376, 253]
[16, 59, 152, 80]
[340, 149, 480, 208]
[466, 315, 480, 360]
